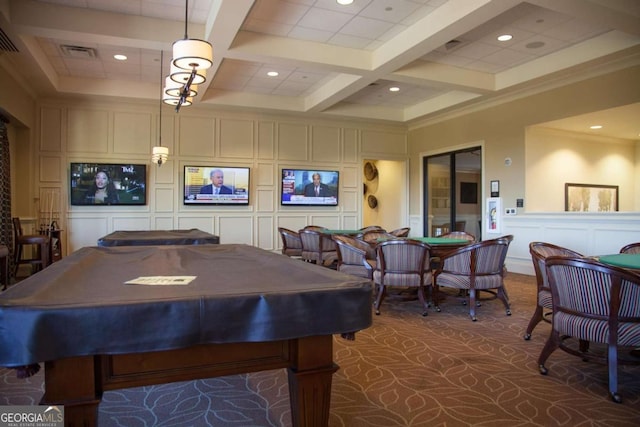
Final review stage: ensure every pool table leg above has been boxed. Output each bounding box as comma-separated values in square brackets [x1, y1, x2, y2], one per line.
[287, 335, 338, 427]
[42, 356, 100, 427]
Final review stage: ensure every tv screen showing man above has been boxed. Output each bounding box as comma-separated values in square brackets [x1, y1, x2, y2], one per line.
[281, 169, 339, 206]
[200, 169, 232, 195]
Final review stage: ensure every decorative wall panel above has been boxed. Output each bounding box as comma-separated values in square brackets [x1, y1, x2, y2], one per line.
[219, 216, 253, 245]
[114, 112, 151, 154]
[343, 128, 358, 163]
[257, 215, 274, 250]
[154, 216, 174, 230]
[154, 160, 174, 184]
[155, 188, 174, 212]
[342, 215, 359, 230]
[220, 118, 254, 158]
[278, 123, 307, 161]
[67, 216, 109, 251]
[112, 216, 151, 232]
[67, 109, 109, 153]
[341, 189, 358, 213]
[311, 126, 340, 163]
[40, 107, 62, 152]
[177, 216, 214, 233]
[258, 121, 275, 160]
[256, 162, 274, 186]
[39, 156, 61, 182]
[341, 166, 358, 188]
[178, 116, 215, 157]
[257, 188, 274, 212]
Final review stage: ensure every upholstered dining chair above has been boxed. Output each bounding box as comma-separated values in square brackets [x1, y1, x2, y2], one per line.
[333, 234, 376, 279]
[359, 225, 386, 233]
[12, 217, 50, 278]
[277, 227, 303, 259]
[539, 256, 640, 403]
[360, 230, 396, 246]
[620, 242, 640, 254]
[525, 242, 584, 340]
[432, 235, 513, 321]
[389, 227, 410, 238]
[299, 229, 338, 267]
[301, 225, 327, 232]
[373, 239, 432, 316]
[440, 231, 476, 242]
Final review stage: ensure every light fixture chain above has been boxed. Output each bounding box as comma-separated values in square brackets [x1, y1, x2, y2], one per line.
[184, 0, 189, 39]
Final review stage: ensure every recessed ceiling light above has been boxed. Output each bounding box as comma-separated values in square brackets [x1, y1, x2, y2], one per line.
[337, 0, 354, 5]
[497, 34, 512, 42]
[590, 125, 603, 130]
[114, 54, 127, 61]
[267, 71, 279, 77]
[389, 87, 400, 92]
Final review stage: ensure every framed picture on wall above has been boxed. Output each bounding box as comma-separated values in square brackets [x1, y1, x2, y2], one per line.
[460, 182, 477, 204]
[564, 183, 618, 212]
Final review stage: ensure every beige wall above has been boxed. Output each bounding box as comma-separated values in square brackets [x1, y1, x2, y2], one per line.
[362, 159, 408, 231]
[28, 100, 408, 254]
[526, 127, 636, 211]
[408, 66, 640, 218]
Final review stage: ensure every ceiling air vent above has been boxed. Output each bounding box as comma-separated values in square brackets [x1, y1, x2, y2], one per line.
[443, 39, 467, 52]
[60, 44, 98, 59]
[0, 27, 19, 52]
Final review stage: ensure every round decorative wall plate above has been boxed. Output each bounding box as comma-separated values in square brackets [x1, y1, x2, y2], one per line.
[364, 162, 378, 181]
[367, 194, 378, 209]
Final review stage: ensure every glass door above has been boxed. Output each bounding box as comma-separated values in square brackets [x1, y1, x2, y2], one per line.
[424, 148, 482, 238]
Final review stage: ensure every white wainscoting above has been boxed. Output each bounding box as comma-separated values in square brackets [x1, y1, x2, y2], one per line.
[503, 212, 640, 276]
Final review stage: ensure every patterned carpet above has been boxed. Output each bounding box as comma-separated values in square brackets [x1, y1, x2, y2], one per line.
[2, 272, 640, 426]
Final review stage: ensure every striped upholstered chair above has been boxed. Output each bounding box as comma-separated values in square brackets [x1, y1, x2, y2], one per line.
[299, 229, 338, 267]
[433, 235, 513, 321]
[277, 227, 303, 259]
[333, 234, 376, 280]
[620, 242, 640, 254]
[525, 242, 583, 340]
[539, 256, 640, 403]
[373, 239, 432, 316]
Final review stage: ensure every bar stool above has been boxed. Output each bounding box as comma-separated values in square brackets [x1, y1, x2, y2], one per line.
[12, 217, 49, 278]
[0, 244, 8, 290]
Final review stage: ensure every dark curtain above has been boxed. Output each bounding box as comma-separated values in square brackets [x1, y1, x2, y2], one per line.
[0, 115, 14, 278]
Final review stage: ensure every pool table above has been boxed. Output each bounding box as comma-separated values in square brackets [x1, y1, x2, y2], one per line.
[0, 244, 372, 426]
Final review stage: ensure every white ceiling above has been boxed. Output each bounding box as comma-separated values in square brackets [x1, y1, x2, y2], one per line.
[1, 0, 639, 139]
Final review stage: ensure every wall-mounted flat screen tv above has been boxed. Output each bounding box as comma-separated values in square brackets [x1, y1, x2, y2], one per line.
[70, 163, 147, 206]
[184, 165, 250, 205]
[281, 169, 339, 206]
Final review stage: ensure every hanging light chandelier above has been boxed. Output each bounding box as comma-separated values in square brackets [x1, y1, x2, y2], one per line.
[163, 0, 213, 112]
[152, 51, 169, 166]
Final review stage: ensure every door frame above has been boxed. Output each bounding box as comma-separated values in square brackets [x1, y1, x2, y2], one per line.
[418, 142, 484, 237]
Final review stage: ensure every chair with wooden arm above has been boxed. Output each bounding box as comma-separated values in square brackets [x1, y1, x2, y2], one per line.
[539, 256, 640, 403]
[525, 242, 583, 340]
[373, 239, 432, 317]
[277, 227, 303, 258]
[333, 234, 376, 280]
[433, 235, 513, 321]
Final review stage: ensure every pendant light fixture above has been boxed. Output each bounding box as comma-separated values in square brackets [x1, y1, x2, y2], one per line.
[152, 51, 169, 166]
[164, 0, 213, 112]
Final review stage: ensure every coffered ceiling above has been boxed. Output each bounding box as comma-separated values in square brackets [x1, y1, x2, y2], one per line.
[0, 0, 639, 137]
